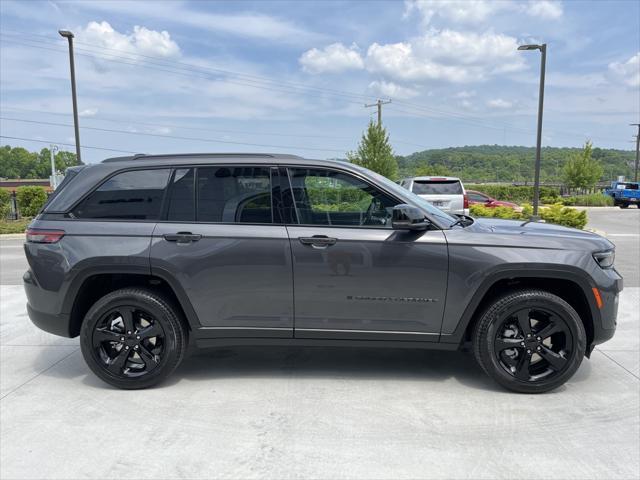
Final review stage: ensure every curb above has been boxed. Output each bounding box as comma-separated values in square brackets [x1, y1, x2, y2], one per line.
[0, 234, 25, 240]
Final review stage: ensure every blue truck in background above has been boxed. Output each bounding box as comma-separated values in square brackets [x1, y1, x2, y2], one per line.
[605, 181, 640, 208]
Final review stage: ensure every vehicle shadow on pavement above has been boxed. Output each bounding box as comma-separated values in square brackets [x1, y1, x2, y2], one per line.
[37, 344, 591, 393]
[168, 346, 506, 392]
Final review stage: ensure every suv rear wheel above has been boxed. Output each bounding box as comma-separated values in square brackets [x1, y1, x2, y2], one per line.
[472, 289, 586, 393]
[80, 288, 187, 389]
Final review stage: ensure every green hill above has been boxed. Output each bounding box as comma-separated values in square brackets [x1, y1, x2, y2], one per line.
[396, 145, 635, 183]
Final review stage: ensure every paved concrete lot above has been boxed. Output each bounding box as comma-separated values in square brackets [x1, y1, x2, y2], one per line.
[1, 209, 639, 479]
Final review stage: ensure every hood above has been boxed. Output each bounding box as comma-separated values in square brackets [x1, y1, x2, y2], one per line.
[462, 217, 614, 252]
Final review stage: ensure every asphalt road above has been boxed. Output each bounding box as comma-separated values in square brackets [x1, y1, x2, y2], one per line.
[1, 208, 638, 479]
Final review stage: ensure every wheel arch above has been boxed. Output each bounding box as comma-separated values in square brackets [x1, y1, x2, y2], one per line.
[65, 267, 201, 337]
[444, 268, 599, 355]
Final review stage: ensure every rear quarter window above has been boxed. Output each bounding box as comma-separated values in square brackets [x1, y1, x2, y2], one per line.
[412, 180, 463, 195]
[72, 169, 171, 220]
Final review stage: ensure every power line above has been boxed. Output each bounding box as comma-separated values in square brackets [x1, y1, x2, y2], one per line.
[0, 117, 348, 153]
[0, 135, 138, 154]
[365, 99, 391, 126]
[2, 31, 628, 145]
[1, 106, 433, 150]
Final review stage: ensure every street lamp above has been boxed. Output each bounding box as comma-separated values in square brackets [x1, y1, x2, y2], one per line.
[58, 29, 82, 163]
[518, 43, 547, 220]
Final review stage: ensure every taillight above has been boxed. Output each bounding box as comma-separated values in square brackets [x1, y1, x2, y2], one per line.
[26, 228, 65, 243]
[463, 194, 469, 209]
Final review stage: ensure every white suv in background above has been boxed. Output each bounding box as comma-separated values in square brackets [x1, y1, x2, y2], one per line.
[399, 176, 469, 216]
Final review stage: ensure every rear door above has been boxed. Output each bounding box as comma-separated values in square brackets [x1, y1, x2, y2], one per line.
[150, 165, 293, 338]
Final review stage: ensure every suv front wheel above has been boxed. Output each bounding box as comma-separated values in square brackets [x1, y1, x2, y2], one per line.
[80, 288, 187, 389]
[473, 289, 586, 393]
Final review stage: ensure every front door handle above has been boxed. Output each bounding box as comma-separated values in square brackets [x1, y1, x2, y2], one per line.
[299, 235, 337, 249]
[163, 232, 202, 244]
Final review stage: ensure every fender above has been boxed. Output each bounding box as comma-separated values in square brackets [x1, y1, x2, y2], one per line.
[62, 264, 202, 331]
[440, 264, 600, 345]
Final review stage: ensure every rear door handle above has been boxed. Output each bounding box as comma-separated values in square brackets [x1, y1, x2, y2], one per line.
[163, 232, 202, 244]
[299, 235, 337, 248]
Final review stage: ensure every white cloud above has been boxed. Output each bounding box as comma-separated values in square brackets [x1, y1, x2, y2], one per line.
[404, 0, 563, 25]
[527, 1, 563, 19]
[74, 2, 323, 45]
[365, 30, 525, 83]
[299, 43, 364, 74]
[487, 98, 513, 109]
[609, 52, 640, 88]
[404, 0, 503, 25]
[79, 108, 98, 117]
[77, 21, 180, 58]
[368, 80, 418, 99]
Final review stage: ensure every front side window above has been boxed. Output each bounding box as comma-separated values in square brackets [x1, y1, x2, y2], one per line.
[72, 169, 171, 220]
[197, 166, 272, 223]
[285, 168, 396, 227]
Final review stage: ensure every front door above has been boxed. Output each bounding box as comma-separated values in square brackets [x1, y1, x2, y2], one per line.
[283, 167, 448, 341]
[150, 165, 293, 338]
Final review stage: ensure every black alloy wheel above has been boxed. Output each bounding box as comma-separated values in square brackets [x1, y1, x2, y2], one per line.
[473, 289, 586, 393]
[92, 306, 165, 378]
[80, 288, 187, 389]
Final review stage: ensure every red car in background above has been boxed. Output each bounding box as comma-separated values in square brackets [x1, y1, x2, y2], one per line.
[467, 190, 521, 210]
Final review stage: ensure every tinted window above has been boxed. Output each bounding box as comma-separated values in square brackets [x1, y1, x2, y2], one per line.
[412, 180, 463, 195]
[197, 166, 272, 223]
[73, 169, 170, 220]
[167, 168, 195, 222]
[285, 168, 396, 227]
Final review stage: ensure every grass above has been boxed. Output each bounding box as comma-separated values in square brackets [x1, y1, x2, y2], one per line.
[0, 218, 31, 235]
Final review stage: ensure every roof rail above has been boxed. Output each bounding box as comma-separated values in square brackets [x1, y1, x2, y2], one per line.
[102, 153, 304, 163]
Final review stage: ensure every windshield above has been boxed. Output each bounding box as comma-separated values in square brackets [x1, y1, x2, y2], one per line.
[348, 164, 458, 226]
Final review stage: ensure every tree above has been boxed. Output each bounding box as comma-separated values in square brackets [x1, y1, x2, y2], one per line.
[0, 145, 82, 179]
[414, 163, 451, 177]
[346, 121, 398, 179]
[562, 141, 604, 192]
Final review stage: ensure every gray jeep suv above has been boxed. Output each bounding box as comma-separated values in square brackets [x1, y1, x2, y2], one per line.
[23, 153, 622, 392]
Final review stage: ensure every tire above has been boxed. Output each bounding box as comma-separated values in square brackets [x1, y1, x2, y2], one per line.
[80, 288, 187, 389]
[472, 289, 586, 394]
[620, 203, 629, 209]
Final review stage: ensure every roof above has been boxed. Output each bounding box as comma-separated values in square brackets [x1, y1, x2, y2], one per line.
[406, 176, 462, 181]
[102, 153, 305, 163]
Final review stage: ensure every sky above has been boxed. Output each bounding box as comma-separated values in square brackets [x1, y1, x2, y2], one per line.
[0, 0, 639, 163]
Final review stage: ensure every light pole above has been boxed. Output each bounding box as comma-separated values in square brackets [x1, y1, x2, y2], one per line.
[58, 29, 81, 163]
[518, 43, 547, 220]
[631, 123, 639, 182]
[49, 144, 59, 189]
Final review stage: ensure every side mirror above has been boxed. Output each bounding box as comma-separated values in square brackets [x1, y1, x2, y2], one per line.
[392, 204, 430, 231]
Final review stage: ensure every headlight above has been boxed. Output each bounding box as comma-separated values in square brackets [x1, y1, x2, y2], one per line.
[593, 250, 615, 269]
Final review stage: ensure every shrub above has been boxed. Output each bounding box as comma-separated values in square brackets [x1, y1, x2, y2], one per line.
[466, 184, 560, 203]
[0, 189, 11, 219]
[548, 194, 613, 207]
[470, 202, 587, 229]
[15, 186, 47, 217]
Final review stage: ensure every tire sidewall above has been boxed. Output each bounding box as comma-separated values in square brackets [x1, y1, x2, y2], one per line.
[80, 289, 184, 389]
[477, 291, 586, 393]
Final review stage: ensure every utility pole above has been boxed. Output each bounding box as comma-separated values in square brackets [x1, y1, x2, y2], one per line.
[59, 30, 81, 163]
[49, 144, 59, 189]
[631, 123, 639, 182]
[365, 99, 391, 126]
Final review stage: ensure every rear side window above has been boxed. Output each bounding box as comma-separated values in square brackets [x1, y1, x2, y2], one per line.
[196, 166, 272, 223]
[72, 169, 171, 220]
[412, 180, 462, 195]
